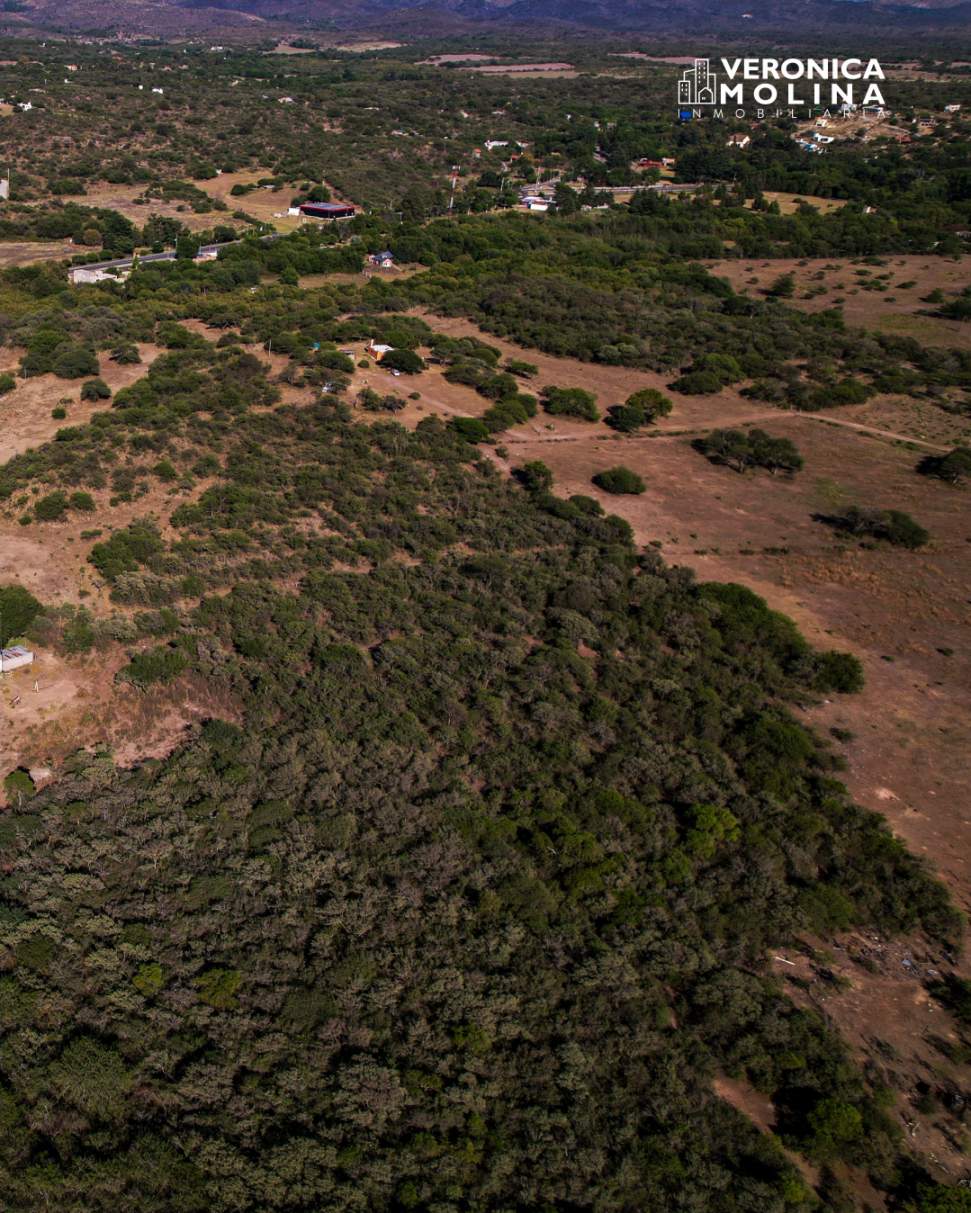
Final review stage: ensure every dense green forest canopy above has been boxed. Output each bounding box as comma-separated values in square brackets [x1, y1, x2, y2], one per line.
[0, 218, 965, 1209]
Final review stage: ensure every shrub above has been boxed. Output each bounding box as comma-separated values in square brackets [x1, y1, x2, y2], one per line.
[0, 372, 16, 394]
[153, 459, 178, 482]
[3, 768, 35, 805]
[33, 491, 69, 521]
[110, 343, 141, 365]
[505, 359, 538, 378]
[51, 344, 99, 380]
[449, 417, 490, 443]
[69, 491, 96, 512]
[592, 466, 645, 494]
[89, 522, 164, 581]
[120, 646, 188, 687]
[671, 369, 723, 395]
[516, 461, 553, 493]
[541, 385, 599, 422]
[80, 378, 111, 401]
[814, 651, 865, 694]
[767, 272, 796, 297]
[62, 608, 96, 653]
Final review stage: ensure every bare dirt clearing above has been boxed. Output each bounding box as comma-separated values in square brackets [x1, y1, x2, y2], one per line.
[0, 342, 161, 465]
[44, 182, 221, 234]
[756, 191, 847, 216]
[707, 253, 971, 350]
[0, 338, 235, 785]
[461, 63, 577, 77]
[771, 933, 971, 1182]
[0, 651, 236, 798]
[192, 170, 302, 232]
[0, 239, 75, 268]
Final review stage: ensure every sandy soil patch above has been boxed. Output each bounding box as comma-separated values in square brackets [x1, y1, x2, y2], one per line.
[192, 170, 302, 232]
[609, 53, 695, 64]
[194, 170, 357, 232]
[1, 650, 237, 793]
[407, 310, 775, 432]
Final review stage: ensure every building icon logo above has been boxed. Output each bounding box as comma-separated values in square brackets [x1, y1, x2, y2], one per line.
[678, 59, 717, 106]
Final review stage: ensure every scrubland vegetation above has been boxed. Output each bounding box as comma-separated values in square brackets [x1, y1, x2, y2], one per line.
[0, 31, 969, 1213]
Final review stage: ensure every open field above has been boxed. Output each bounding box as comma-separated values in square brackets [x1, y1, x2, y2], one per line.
[0, 239, 75, 267]
[707, 253, 971, 350]
[0, 343, 161, 465]
[461, 63, 577, 76]
[45, 181, 223, 234]
[193, 169, 358, 231]
[755, 191, 847, 215]
[0, 340, 234, 788]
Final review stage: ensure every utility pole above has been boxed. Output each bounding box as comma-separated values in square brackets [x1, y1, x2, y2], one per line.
[448, 165, 459, 214]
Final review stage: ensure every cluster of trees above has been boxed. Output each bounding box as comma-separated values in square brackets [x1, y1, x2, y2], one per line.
[0, 377, 960, 1210]
[693, 429, 805, 475]
[0, 167, 965, 1209]
[817, 505, 931, 549]
[541, 384, 600, 421]
[607, 388, 672, 431]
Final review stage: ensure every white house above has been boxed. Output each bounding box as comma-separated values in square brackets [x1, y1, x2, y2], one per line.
[0, 646, 33, 673]
[367, 341, 394, 361]
[69, 264, 131, 285]
[727, 133, 751, 149]
[945, 104, 962, 113]
[484, 140, 509, 151]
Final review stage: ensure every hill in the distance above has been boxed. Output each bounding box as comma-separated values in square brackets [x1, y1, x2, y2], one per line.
[5, 0, 971, 37]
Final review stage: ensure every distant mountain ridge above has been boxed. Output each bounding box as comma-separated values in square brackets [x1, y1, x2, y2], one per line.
[6, 0, 971, 37]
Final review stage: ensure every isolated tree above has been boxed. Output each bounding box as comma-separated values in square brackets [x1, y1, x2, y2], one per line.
[381, 349, 425, 374]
